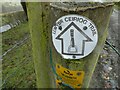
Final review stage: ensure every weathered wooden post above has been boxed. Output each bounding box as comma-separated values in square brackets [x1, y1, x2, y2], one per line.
[26, 2, 55, 88]
[27, 2, 114, 89]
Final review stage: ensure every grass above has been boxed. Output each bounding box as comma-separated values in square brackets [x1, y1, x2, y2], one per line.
[0, 11, 26, 27]
[2, 21, 29, 53]
[2, 22, 36, 88]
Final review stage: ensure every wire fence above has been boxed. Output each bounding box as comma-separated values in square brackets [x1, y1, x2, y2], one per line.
[1, 39, 119, 88]
[1, 58, 31, 88]
[1, 35, 30, 88]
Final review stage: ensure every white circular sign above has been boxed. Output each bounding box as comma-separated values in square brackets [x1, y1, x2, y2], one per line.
[52, 15, 98, 59]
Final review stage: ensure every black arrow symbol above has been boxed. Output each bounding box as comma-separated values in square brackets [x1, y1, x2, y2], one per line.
[56, 22, 93, 56]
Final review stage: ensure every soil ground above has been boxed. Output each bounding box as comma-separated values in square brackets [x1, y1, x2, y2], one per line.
[90, 8, 119, 89]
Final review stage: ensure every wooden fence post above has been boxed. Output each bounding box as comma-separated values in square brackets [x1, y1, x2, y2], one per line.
[26, 2, 55, 88]
[27, 2, 114, 88]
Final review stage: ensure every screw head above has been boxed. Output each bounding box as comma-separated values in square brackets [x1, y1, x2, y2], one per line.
[77, 72, 81, 76]
[59, 26, 62, 30]
[73, 55, 76, 58]
[77, 84, 81, 86]
[57, 65, 60, 68]
[83, 26, 87, 30]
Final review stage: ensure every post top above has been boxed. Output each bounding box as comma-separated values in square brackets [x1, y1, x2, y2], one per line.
[50, 2, 114, 11]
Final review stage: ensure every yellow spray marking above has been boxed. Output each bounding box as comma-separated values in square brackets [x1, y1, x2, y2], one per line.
[56, 64, 85, 88]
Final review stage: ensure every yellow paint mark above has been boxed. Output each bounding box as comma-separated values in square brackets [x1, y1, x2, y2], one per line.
[56, 64, 85, 88]
[56, 79, 62, 88]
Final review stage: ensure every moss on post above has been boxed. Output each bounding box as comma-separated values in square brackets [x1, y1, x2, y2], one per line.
[27, 2, 55, 88]
[27, 2, 114, 88]
[50, 2, 114, 88]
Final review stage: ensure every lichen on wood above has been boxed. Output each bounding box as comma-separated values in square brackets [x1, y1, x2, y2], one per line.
[27, 2, 114, 88]
[27, 2, 55, 88]
[50, 2, 114, 88]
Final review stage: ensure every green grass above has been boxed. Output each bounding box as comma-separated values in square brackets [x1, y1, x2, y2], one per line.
[2, 22, 29, 53]
[0, 11, 26, 27]
[2, 22, 36, 88]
